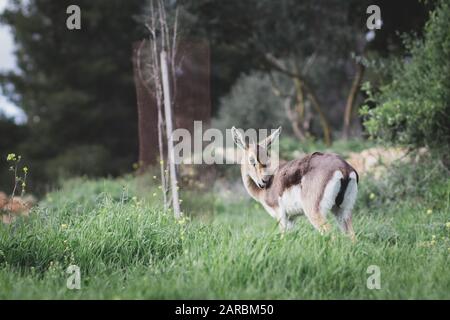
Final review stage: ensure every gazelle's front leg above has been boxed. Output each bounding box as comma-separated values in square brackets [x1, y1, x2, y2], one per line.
[278, 207, 288, 233]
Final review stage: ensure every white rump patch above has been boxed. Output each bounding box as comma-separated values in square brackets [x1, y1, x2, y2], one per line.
[319, 170, 343, 215]
[279, 185, 303, 216]
[339, 172, 358, 218]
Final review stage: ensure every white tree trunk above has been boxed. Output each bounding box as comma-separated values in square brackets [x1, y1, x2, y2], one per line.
[160, 50, 181, 219]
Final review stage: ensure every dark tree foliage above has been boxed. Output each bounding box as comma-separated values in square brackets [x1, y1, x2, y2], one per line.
[0, 0, 435, 192]
[182, 0, 432, 117]
[0, 0, 146, 190]
[0, 115, 28, 191]
[362, 1, 450, 158]
[363, 0, 435, 56]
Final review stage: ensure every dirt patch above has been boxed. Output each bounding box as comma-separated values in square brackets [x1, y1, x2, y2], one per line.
[0, 191, 36, 224]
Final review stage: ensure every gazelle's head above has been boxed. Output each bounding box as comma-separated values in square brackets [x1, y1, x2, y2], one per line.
[231, 126, 281, 189]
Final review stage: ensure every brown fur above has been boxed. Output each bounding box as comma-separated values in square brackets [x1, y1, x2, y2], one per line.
[232, 126, 358, 238]
[246, 152, 358, 211]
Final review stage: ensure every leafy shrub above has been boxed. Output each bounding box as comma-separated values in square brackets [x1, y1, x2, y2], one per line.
[356, 152, 450, 212]
[45, 145, 112, 180]
[362, 1, 450, 155]
[0, 177, 187, 274]
[213, 72, 290, 132]
[279, 136, 375, 160]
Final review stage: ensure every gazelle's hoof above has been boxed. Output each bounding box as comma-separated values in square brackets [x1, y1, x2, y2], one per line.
[319, 223, 332, 235]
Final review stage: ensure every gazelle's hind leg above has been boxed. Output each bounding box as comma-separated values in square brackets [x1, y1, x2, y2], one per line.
[333, 208, 356, 241]
[304, 208, 332, 234]
[300, 188, 332, 234]
[301, 171, 343, 235]
[333, 172, 358, 241]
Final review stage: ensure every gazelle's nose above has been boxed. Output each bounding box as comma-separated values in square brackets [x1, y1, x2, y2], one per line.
[261, 176, 271, 184]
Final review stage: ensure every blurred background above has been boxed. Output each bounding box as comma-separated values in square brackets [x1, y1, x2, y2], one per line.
[0, 0, 447, 195]
[0, 0, 449, 299]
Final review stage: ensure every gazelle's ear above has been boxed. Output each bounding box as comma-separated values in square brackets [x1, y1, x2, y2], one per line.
[231, 126, 247, 150]
[259, 126, 282, 148]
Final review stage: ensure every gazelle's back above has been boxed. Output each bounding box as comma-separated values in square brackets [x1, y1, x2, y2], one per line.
[265, 152, 358, 214]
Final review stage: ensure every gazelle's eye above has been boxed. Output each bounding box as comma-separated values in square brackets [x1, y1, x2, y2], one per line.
[249, 156, 257, 166]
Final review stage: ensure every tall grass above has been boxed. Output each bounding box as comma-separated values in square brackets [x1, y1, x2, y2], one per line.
[0, 154, 449, 299]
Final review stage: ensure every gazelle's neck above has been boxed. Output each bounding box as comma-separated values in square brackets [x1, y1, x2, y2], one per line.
[244, 175, 262, 200]
[240, 166, 263, 201]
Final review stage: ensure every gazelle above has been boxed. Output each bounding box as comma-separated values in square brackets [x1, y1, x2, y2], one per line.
[231, 126, 358, 240]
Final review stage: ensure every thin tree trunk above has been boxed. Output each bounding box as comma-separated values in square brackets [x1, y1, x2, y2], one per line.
[292, 64, 305, 123]
[269, 75, 306, 141]
[304, 84, 332, 146]
[293, 78, 305, 122]
[265, 55, 331, 145]
[160, 50, 181, 219]
[136, 41, 167, 209]
[282, 94, 306, 141]
[342, 62, 365, 139]
[150, 36, 169, 210]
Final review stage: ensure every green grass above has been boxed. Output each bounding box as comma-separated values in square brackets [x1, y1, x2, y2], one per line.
[0, 154, 449, 299]
[279, 136, 376, 160]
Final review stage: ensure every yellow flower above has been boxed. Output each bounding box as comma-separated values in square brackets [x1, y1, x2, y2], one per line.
[6, 153, 16, 162]
[445, 222, 450, 229]
[152, 193, 157, 197]
[23, 167, 28, 173]
[61, 224, 68, 229]
[426, 209, 433, 215]
[152, 176, 157, 179]
[369, 193, 376, 200]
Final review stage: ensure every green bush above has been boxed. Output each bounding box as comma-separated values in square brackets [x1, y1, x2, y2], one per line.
[356, 152, 450, 212]
[279, 136, 375, 160]
[213, 72, 291, 132]
[45, 145, 112, 180]
[362, 1, 450, 154]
